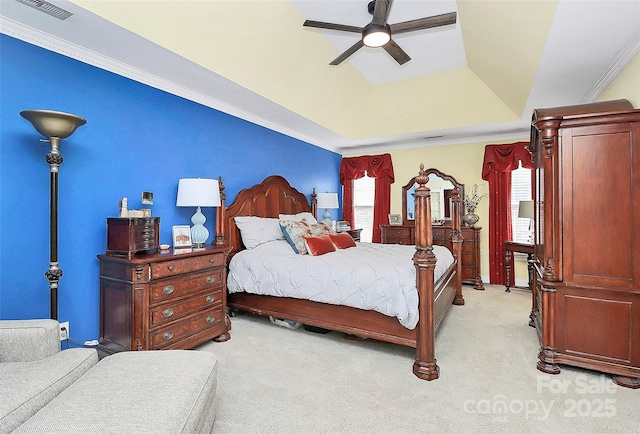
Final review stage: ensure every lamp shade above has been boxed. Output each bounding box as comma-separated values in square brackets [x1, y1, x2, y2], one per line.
[316, 192, 339, 209]
[20, 109, 86, 139]
[518, 200, 534, 219]
[176, 178, 221, 208]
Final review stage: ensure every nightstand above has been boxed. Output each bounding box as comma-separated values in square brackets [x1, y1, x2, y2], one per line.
[97, 245, 230, 353]
[344, 228, 362, 241]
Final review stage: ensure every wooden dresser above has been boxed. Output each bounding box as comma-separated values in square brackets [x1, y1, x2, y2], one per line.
[380, 224, 483, 290]
[530, 99, 640, 388]
[98, 245, 230, 353]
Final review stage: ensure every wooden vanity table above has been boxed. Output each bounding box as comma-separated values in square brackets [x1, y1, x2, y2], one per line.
[504, 241, 534, 292]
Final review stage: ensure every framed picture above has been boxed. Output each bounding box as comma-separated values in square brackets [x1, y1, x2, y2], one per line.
[172, 225, 192, 248]
[388, 214, 402, 226]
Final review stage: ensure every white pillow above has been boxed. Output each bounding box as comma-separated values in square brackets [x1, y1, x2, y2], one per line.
[234, 216, 284, 249]
[278, 212, 318, 224]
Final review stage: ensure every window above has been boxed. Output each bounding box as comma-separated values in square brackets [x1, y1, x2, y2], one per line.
[353, 175, 375, 242]
[511, 164, 533, 244]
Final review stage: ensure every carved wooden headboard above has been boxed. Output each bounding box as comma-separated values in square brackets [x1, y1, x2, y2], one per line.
[215, 175, 317, 260]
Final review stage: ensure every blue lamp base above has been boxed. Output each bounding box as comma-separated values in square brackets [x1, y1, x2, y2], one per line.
[190, 206, 209, 247]
[322, 209, 332, 227]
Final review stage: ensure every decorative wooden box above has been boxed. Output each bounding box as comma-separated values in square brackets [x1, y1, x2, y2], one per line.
[106, 217, 160, 258]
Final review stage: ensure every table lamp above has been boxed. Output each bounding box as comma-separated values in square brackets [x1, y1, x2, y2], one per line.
[316, 192, 339, 226]
[176, 178, 221, 247]
[518, 200, 534, 244]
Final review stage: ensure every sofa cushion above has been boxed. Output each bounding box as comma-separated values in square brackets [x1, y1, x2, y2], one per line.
[0, 348, 98, 434]
[0, 319, 60, 362]
[14, 350, 218, 434]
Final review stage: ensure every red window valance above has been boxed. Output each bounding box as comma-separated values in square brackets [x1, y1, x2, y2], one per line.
[340, 154, 394, 243]
[339, 153, 395, 183]
[481, 142, 534, 180]
[481, 141, 533, 285]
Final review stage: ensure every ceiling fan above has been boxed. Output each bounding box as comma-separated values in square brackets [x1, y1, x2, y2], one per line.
[303, 0, 456, 66]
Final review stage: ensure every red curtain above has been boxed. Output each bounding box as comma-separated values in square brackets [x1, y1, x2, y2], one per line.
[482, 142, 533, 284]
[340, 154, 394, 243]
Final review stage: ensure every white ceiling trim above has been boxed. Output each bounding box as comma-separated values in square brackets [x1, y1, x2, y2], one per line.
[339, 122, 529, 155]
[2, 16, 530, 154]
[3, 0, 638, 155]
[0, 17, 338, 152]
[583, 28, 640, 103]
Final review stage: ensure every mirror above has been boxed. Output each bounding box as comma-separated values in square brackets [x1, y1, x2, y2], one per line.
[402, 168, 464, 226]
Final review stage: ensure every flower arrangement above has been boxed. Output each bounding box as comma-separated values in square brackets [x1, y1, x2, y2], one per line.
[464, 184, 487, 213]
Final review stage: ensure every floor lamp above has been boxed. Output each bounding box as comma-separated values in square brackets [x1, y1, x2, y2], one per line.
[20, 110, 87, 320]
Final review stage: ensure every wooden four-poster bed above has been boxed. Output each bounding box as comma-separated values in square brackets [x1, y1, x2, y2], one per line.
[214, 164, 464, 380]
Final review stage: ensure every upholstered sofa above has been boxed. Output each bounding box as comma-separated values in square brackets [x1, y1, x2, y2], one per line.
[0, 319, 218, 433]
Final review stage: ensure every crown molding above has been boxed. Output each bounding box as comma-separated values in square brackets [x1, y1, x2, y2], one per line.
[1, 17, 335, 151]
[583, 29, 640, 103]
[338, 126, 530, 155]
[1, 17, 528, 155]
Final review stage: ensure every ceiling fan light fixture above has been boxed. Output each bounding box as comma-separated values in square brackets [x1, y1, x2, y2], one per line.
[362, 23, 390, 47]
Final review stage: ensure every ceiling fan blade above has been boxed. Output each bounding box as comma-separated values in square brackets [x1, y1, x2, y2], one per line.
[390, 11, 457, 35]
[372, 0, 393, 25]
[383, 39, 411, 65]
[330, 40, 365, 65]
[303, 20, 362, 33]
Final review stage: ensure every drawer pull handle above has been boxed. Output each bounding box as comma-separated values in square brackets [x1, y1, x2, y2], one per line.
[163, 285, 174, 295]
[163, 331, 174, 341]
[206, 275, 215, 284]
[206, 295, 215, 304]
[163, 308, 174, 318]
[206, 315, 215, 323]
[209, 258, 216, 263]
[168, 265, 175, 271]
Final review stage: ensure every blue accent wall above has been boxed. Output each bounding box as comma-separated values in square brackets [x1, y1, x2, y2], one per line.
[0, 34, 342, 342]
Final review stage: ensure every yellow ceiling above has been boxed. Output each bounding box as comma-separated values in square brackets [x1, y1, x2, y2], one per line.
[71, 0, 558, 141]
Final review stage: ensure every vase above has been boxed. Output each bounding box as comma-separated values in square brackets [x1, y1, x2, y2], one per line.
[463, 212, 480, 227]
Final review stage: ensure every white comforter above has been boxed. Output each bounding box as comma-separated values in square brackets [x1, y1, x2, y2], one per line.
[227, 241, 454, 329]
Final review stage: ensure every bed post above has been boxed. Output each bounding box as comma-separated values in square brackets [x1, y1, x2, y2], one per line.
[450, 186, 465, 305]
[412, 163, 439, 380]
[215, 176, 227, 247]
[311, 188, 317, 219]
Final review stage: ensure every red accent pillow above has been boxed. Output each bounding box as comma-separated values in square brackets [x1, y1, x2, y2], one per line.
[329, 232, 357, 249]
[303, 235, 336, 256]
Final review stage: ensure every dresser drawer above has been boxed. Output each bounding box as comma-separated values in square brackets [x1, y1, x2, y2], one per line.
[386, 237, 413, 245]
[149, 308, 224, 349]
[134, 223, 156, 248]
[150, 253, 224, 279]
[149, 269, 223, 304]
[385, 227, 412, 237]
[381, 225, 415, 245]
[149, 290, 223, 328]
[431, 227, 446, 241]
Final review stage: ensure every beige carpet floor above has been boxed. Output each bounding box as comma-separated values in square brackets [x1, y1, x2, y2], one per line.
[196, 285, 639, 433]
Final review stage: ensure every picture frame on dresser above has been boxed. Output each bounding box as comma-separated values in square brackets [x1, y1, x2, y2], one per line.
[388, 214, 402, 225]
[172, 225, 192, 248]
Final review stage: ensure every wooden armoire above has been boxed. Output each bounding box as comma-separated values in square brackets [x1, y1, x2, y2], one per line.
[530, 99, 640, 388]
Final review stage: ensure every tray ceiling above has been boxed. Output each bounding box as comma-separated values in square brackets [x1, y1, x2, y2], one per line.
[1, 0, 639, 153]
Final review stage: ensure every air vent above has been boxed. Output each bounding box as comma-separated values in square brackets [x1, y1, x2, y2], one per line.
[15, 0, 73, 20]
